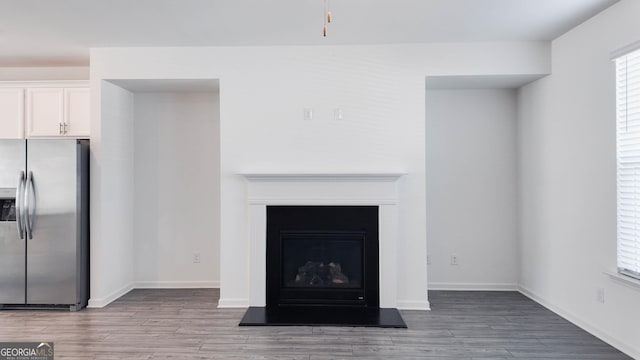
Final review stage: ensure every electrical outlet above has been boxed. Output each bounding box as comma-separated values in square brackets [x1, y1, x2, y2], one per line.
[450, 254, 458, 265]
[597, 287, 605, 303]
[193, 252, 201, 263]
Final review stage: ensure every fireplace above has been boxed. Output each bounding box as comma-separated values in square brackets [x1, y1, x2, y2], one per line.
[266, 206, 379, 308]
[240, 204, 406, 327]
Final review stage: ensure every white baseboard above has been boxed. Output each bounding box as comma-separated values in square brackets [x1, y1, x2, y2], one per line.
[87, 282, 134, 308]
[135, 281, 220, 289]
[429, 282, 518, 291]
[217, 298, 250, 308]
[397, 300, 431, 310]
[87, 281, 220, 308]
[518, 285, 640, 360]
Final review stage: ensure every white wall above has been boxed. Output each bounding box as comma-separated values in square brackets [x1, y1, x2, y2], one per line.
[88, 80, 135, 307]
[0, 66, 88, 80]
[89, 42, 550, 309]
[133, 92, 220, 287]
[518, 0, 640, 357]
[426, 89, 518, 290]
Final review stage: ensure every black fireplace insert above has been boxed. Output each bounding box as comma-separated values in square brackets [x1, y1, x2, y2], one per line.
[266, 206, 379, 308]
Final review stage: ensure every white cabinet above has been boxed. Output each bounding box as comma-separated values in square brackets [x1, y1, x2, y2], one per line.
[0, 82, 90, 139]
[63, 88, 90, 137]
[26, 88, 64, 137]
[26, 87, 90, 138]
[0, 88, 25, 139]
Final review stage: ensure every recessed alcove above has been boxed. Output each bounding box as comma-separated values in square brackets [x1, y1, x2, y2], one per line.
[95, 79, 221, 299]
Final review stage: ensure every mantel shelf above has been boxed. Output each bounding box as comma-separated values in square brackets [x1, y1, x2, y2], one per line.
[240, 172, 407, 182]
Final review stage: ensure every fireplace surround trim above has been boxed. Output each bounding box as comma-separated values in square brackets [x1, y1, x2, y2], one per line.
[242, 172, 403, 308]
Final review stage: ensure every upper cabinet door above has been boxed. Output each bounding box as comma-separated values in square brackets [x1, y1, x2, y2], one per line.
[0, 88, 25, 139]
[64, 88, 90, 137]
[26, 88, 64, 137]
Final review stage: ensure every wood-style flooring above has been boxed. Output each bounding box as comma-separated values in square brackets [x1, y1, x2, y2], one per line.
[0, 289, 632, 359]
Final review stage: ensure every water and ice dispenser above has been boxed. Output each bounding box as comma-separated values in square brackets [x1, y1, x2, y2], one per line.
[0, 189, 16, 222]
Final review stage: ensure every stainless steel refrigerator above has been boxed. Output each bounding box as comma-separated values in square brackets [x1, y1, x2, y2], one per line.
[0, 139, 89, 311]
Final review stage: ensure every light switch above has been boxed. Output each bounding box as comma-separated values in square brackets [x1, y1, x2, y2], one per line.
[304, 108, 313, 121]
[333, 108, 343, 120]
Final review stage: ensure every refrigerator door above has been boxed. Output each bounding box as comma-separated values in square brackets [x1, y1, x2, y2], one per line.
[0, 140, 26, 304]
[26, 139, 79, 305]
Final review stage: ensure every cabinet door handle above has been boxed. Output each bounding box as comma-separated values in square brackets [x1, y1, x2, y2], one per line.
[63, 123, 68, 134]
[59, 123, 63, 135]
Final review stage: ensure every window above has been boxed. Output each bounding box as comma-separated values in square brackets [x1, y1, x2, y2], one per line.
[616, 46, 640, 280]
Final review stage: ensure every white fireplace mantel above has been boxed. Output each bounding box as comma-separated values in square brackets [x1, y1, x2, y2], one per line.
[241, 172, 406, 182]
[240, 172, 406, 207]
[226, 171, 406, 309]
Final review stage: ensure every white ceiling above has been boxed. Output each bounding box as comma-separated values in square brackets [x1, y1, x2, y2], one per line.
[0, 0, 619, 67]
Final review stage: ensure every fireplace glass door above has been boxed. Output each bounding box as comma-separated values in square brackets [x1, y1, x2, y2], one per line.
[282, 231, 364, 290]
[279, 231, 366, 305]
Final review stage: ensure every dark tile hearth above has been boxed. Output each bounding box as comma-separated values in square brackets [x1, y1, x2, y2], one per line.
[239, 306, 408, 328]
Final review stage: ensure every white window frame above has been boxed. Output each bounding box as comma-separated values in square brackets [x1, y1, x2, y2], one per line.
[615, 43, 640, 280]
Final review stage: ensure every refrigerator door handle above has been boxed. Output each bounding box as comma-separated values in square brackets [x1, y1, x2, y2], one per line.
[25, 171, 35, 240]
[16, 171, 25, 240]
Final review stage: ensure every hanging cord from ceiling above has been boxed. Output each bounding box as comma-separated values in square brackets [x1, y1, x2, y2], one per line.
[323, 0, 332, 37]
